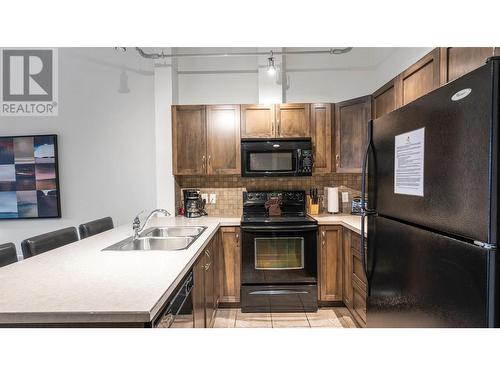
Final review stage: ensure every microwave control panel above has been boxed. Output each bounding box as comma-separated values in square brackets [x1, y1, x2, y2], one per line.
[299, 150, 313, 173]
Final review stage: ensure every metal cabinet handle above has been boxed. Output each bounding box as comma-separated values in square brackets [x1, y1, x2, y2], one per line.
[202, 155, 206, 170]
[159, 312, 174, 328]
[204, 249, 212, 270]
[208, 155, 211, 167]
[336, 154, 340, 167]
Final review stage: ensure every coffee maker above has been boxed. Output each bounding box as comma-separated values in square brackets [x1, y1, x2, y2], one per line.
[182, 189, 207, 218]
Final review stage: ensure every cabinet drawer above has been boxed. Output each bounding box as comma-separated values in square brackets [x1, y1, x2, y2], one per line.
[352, 278, 367, 325]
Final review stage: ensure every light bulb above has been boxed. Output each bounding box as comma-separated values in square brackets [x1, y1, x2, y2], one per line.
[267, 56, 276, 75]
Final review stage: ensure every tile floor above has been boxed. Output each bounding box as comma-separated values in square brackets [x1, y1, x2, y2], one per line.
[213, 307, 357, 328]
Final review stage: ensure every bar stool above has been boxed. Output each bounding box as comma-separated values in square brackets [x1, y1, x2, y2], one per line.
[78, 217, 114, 239]
[21, 227, 79, 259]
[0, 242, 18, 267]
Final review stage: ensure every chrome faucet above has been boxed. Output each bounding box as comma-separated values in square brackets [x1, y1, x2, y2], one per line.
[133, 208, 171, 239]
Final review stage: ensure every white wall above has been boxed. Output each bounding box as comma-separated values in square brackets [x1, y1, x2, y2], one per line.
[175, 47, 433, 104]
[0, 48, 157, 257]
[178, 72, 258, 104]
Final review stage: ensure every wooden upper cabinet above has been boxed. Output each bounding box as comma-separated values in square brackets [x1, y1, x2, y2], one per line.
[241, 104, 275, 138]
[372, 79, 397, 119]
[276, 103, 310, 137]
[397, 49, 440, 106]
[310, 103, 332, 174]
[241, 103, 310, 138]
[440, 47, 498, 85]
[318, 226, 343, 302]
[206, 105, 241, 175]
[334, 96, 372, 173]
[172, 105, 207, 175]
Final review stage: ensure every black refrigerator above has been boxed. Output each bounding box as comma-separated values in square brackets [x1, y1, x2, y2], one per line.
[364, 57, 499, 328]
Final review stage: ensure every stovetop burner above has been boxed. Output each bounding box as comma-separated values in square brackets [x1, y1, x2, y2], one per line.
[241, 190, 317, 227]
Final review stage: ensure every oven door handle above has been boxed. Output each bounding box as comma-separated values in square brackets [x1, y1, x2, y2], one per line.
[241, 225, 318, 232]
[249, 290, 310, 295]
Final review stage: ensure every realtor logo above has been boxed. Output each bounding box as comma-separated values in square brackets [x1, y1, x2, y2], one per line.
[1, 48, 58, 116]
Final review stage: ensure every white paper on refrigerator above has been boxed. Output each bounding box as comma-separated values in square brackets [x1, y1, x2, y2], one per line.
[394, 127, 425, 196]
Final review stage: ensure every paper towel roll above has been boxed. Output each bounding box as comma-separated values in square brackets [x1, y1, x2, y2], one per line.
[327, 187, 339, 214]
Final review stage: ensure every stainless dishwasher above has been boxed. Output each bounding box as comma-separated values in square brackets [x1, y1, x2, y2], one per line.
[153, 272, 194, 328]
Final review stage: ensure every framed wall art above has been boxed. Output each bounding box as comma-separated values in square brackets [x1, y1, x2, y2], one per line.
[0, 134, 61, 219]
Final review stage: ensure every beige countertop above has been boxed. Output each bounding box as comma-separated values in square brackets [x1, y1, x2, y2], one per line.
[310, 214, 366, 236]
[0, 214, 363, 325]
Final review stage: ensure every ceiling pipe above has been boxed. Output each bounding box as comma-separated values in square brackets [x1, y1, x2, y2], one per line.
[132, 47, 353, 60]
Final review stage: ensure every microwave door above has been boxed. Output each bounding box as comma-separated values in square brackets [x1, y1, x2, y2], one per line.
[245, 150, 297, 176]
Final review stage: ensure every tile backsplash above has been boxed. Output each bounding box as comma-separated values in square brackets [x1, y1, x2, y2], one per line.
[175, 174, 362, 217]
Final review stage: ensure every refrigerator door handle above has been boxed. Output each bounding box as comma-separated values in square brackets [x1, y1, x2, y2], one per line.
[361, 119, 376, 289]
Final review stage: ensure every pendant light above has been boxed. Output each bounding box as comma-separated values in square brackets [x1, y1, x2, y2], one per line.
[267, 51, 276, 76]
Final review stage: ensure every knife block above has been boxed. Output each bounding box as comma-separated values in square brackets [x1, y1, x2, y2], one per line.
[306, 196, 319, 215]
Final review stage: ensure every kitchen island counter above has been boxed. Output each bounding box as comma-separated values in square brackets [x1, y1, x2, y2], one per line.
[0, 214, 363, 326]
[0, 216, 238, 326]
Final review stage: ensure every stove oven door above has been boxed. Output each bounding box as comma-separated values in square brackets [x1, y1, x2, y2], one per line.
[240, 225, 318, 313]
[241, 225, 318, 285]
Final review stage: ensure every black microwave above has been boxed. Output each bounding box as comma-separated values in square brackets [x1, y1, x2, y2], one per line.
[241, 138, 313, 177]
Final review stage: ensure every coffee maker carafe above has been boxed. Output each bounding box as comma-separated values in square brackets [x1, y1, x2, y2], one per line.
[182, 189, 207, 218]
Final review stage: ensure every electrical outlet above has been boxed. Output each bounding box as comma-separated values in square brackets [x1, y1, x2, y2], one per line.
[341, 192, 349, 203]
[201, 193, 208, 202]
[209, 193, 216, 204]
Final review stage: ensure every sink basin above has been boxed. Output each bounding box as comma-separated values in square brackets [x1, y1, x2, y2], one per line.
[140, 226, 206, 238]
[103, 236, 195, 251]
[102, 226, 207, 251]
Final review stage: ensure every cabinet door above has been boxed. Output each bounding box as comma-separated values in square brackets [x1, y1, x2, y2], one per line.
[276, 103, 310, 137]
[172, 105, 207, 175]
[192, 254, 206, 328]
[241, 104, 275, 138]
[219, 227, 241, 304]
[204, 242, 216, 328]
[342, 229, 353, 309]
[397, 49, 440, 106]
[352, 278, 367, 327]
[334, 96, 371, 173]
[206, 105, 241, 175]
[318, 226, 343, 302]
[310, 103, 332, 174]
[440, 47, 498, 85]
[372, 79, 397, 119]
[350, 233, 367, 287]
[213, 231, 222, 306]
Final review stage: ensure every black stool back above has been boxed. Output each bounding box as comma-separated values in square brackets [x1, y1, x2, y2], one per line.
[78, 217, 114, 239]
[0, 243, 18, 267]
[21, 227, 78, 259]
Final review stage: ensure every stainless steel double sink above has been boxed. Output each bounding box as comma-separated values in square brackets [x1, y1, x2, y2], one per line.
[103, 226, 207, 251]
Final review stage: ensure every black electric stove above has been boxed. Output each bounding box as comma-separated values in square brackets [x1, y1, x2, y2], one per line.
[240, 191, 318, 313]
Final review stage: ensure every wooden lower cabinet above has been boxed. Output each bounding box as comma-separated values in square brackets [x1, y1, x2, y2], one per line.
[192, 233, 221, 328]
[318, 226, 343, 302]
[219, 227, 241, 304]
[192, 253, 206, 328]
[342, 229, 353, 309]
[352, 278, 367, 326]
[204, 241, 217, 328]
[349, 232, 367, 327]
